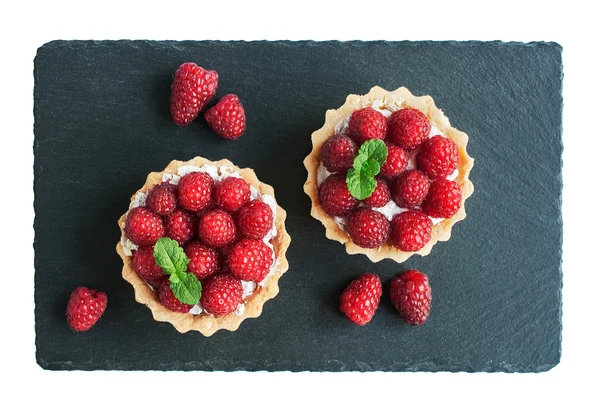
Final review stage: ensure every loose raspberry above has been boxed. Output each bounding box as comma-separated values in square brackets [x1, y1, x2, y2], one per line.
[390, 211, 433, 252]
[339, 273, 382, 326]
[145, 183, 178, 216]
[204, 94, 246, 140]
[158, 278, 193, 313]
[200, 274, 243, 316]
[66, 287, 108, 332]
[227, 238, 274, 282]
[165, 209, 197, 245]
[170, 62, 218, 126]
[347, 107, 387, 144]
[321, 135, 357, 172]
[124, 207, 165, 246]
[422, 179, 462, 219]
[236, 200, 274, 240]
[346, 208, 390, 248]
[198, 209, 237, 247]
[132, 246, 166, 282]
[379, 143, 408, 179]
[390, 270, 432, 325]
[184, 241, 219, 280]
[177, 172, 214, 212]
[318, 173, 358, 217]
[214, 177, 251, 212]
[392, 170, 431, 208]
[417, 136, 459, 179]
[363, 178, 390, 208]
[388, 108, 431, 150]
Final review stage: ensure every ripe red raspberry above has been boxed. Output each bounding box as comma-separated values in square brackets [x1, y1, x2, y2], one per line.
[227, 238, 274, 282]
[214, 177, 251, 212]
[388, 108, 431, 150]
[132, 246, 166, 282]
[321, 135, 357, 172]
[390, 270, 432, 325]
[339, 273, 382, 326]
[390, 211, 433, 252]
[165, 209, 197, 245]
[363, 178, 390, 208]
[346, 208, 390, 248]
[198, 209, 237, 247]
[422, 179, 462, 219]
[158, 278, 193, 313]
[379, 142, 408, 179]
[124, 207, 165, 246]
[392, 170, 431, 208]
[177, 172, 214, 212]
[417, 136, 459, 179]
[66, 287, 108, 332]
[236, 200, 274, 240]
[204, 94, 246, 140]
[200, 274, 243, 316]
[318, 173, 358, 217]
[184, 241, 219, 280]
[170, 62, 218, 126]
[145, 183, 177, 216]
[347, 107, 387, 144]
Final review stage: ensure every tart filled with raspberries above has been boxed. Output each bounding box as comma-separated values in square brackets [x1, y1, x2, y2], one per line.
[304, 86, 474, 263]
[116, 157, 291, 336]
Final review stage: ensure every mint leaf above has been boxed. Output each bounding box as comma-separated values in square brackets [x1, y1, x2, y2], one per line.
[170, 272, 202, 305]
[346, 139, 388, 200]
[153, 237, 189, 275]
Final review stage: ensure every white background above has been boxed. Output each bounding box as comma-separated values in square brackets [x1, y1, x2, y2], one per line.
[1, 1, 597, 398]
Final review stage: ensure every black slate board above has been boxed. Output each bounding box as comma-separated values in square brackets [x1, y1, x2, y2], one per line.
[34, 40, 563, 372]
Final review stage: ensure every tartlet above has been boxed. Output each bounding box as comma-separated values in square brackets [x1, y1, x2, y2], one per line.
[303, 86, 474, 263]
[116, 156, 291, 336]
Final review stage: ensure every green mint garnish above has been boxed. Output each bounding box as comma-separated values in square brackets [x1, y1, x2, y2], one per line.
[153, 237, 201, 305]
[346, 139, 388, 200]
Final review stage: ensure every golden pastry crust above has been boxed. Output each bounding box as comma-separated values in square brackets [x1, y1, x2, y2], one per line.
[116, 157, 291, 336]
[303, 86, 474, 263]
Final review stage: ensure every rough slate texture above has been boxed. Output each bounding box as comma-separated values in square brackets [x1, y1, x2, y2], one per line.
[33, 40, 563, 372]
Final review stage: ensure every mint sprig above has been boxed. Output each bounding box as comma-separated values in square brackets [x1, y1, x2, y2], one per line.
[153, 237, 201, 305]
[346, 139, 388, 200]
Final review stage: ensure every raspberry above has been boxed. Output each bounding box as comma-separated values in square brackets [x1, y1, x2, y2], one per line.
[339, 273, 382, 326]
[198, 209, 237, 247]
[170, 62, 218, 126]
[417, 136, 459, 179]
[321, 135, 357, 172]
[346, 208, 390, 248]
[184, 241, 219, 280]
[165, 209, 197, 245]
[388, 108, 431, 150]
[177, 172, 214, 212]
[132, 246, 166, 282]
[124, 207, 165, 246]
[379, 143, 408, 179]
[214, 177, 251, 212]
[347, 107, 387, 144]
[236, 200, 274, 240]
[145, 183, 177, 216]
[392, 170, 431, 208]
[363, 178, 390, 208]
[390, 270, 432, 325]
[66, 287, 108, 332]
[422, 179, 462, 219]
[200, 274, 243, 316]
[158, 278, 193, 313]
[390, 211, 433, 252]
[227, 238, 274, 282]
[204, 94, 246, 140]
[318, 173, 358, 217]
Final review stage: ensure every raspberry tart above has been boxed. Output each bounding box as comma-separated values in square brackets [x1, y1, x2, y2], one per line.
[116, 157, 291, 336]
[304, 86, 474, 263]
